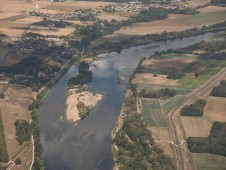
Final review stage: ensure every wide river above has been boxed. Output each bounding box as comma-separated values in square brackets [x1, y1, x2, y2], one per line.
[39, 34, 211, 170]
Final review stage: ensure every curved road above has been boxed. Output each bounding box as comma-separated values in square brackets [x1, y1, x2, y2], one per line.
[169, 67, 226, 170]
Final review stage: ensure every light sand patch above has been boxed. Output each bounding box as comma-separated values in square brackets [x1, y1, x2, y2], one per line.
[133, 73, 179, 86]
[27, 25, 75, 36]
[66, 88, 102, 122]
[181, 117, 212, 138]
[205, 96, 226, 122]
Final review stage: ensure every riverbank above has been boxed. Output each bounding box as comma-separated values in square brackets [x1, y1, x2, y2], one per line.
[66, 87, 102, 121]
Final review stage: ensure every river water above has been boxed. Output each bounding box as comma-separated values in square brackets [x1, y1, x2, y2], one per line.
[39, 34, 211, 170]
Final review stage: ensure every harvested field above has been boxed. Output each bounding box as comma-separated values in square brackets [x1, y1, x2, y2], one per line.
[3, 50, 31, 66]
[96, 12, 128, 21]
[140, 98, 167, 127]
[179, 0, 209, 8]
[205, 97, 226, 122]
[0, 84, 34, 164]
[141, 58, 194, 72]
[14, 17, 43, 25]
[27, 25, 75, 36]
[67, 20, 93, 26]
[150, 127, 175, 159]
[44, 1, 114, 11]
[0, 12, 22, 20]
[0, 0, 50, 13]
[193, 153, 226, 170]
[161, 95, 186, 114]
[181, 117, 211, 138]
[133, 73, 179, 86]
[92, 9, 226, 45]
[198, 5, 226, 14]
[137, 83, 191, 95]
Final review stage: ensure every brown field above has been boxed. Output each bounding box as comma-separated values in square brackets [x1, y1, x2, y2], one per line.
[150, 127, 175, 160]
[0, 85, 34, 167]
[0, 22, 28, 38]
[96, 12, 129, 21]
[44, 1, 115, 11]
[133, 73, 179, 86]
[2, 50, 29, 67]
[14, 17, 43, 25]
[204, 96, 226, 122]
[198, 5, 226, 14]
[0, 46, 9, 61]
[142, 58, 193, 71]
[67, 20, 93, 26]
[27, 25, 75, 36]
[0, 0, 51, 13]
[92, 8, 226, 45]
[179, 0, 209, 8]
[181, 117, 212, 138]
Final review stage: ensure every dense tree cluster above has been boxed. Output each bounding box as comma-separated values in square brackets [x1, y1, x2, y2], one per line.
[68, 62, 92, 87]
[113, 87, 175, 169]
[210, 80, 226, 97]
[180, 99, 206, 116]
[187, 122, 226, 156]
[139, 88, 176, 98]
[167, 71, 185, 80]
[37, 19, 74, 28]
[14, 119, 31, 145]
[77, 101, 90, 119]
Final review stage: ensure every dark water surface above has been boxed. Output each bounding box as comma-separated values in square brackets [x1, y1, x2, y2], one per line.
[39, 34, 211, 170]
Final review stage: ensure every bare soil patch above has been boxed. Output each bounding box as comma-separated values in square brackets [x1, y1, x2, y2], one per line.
[0, 84, 34, 167]
[27, 25, 75, 36]
[205, 96, 226, 122]
[133, 73, 179, 86]
[181, 117, 211, 138]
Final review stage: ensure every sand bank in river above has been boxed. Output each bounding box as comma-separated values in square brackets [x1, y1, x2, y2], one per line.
[66, 88, 102, 121]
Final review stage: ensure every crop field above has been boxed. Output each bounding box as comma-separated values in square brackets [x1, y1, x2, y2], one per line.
[27, 25, 76, 36]
[140, 98, 167, 127]
[96, 12, 129, 21]
[133, 73, 179, 86]
[2, 50, 29, 67]
[198, 6, 226, 14]
[161, 95, 186, 114]
[141, 58, 194, 72]
[136, 83, 191, 95]
[0, 85, 34, 164]
[193, 153, 226, 170]
[181, 117, 211, 138]
[0, 110, 8, 163]
[205, 97, 226, 122]
[179, 60, 226, 89]
[180, 0, 209, 8]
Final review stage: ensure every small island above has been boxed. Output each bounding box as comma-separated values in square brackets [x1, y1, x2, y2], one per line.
[66, 61, 102, 121]
[66, 87, 102, 121]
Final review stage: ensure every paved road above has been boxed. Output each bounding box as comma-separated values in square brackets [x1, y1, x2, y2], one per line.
[169, 67, 226, 170]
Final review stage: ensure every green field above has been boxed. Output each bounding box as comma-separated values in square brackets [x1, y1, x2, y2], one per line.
[161, 95, 186, 114]
[137, 83, 191, 95]
[141, 98, 167, 127]
[193, 154, 226, 170]
[0, 111, 8, 163]
[179, 60, 226, 89]
[171, 10, 226, 25]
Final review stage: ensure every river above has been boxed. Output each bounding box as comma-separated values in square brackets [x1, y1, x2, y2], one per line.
[39, 34, 211, 170]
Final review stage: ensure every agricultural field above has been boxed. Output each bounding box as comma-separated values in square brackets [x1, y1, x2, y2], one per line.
[140, 98, 167, 127]
[161, 95, 186, 114]
[181, 117, 212, 138]
[179, 60, 226, 89]
[133, 73, 179, 86]
[44, 1, 114, 11]
[27, 25, 76, 36]
[204, 96, 226, 122]
[193, 153, 226, 170]
[179, 0, 209, 9]
[0, 85, 34, 168]
[93, 6, 226, 43]
[96, 12, 129, 21]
